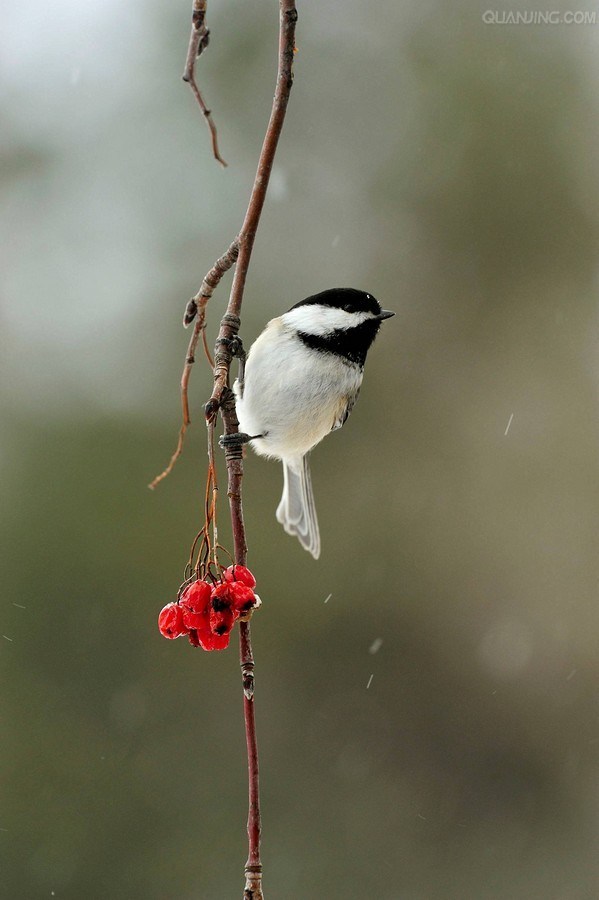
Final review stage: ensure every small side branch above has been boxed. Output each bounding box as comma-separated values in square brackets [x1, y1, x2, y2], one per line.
[183, 0, 227, 167]
[183, 239, 239, 327]
[148, 240, 239, 490]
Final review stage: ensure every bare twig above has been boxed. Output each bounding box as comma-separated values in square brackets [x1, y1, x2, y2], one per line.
[207, 5, 298, 418]
[149, 240, 239, 490]
[183, 239, 239, 327]
[148, 317, 203, 490]
[183, 0, 227, 167]
[209, 5, 298, 898]
[206, 419, 219, 567]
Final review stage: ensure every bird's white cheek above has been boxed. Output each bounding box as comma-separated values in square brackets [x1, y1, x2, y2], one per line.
[281, 306, 370, 335]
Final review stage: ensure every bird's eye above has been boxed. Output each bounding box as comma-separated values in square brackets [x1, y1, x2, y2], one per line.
[343, 303, 355, 313]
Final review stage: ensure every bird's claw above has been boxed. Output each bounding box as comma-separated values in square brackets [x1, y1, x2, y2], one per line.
[218, 432, 253, 450]
[216, 336, 245, 360]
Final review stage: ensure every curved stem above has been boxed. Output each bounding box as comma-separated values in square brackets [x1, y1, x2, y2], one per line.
[208, 1, 298, 413]
[212, 4, 298, 897]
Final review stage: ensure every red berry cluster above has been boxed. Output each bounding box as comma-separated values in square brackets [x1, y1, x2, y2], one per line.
[158, 565, 260, 651]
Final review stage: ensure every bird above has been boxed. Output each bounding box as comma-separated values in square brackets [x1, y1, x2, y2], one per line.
[230, 287, 394, 559]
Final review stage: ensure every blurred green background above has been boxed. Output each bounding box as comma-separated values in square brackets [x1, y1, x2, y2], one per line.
[3, 1, 599, 897]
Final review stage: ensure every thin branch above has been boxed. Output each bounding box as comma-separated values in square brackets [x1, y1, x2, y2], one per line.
[183, 0, 227, 167]
[208, 5, 298, 898]
[149, 240, 239, 490]
[201, 326, 214, 369]
[183, 239, 239, 327]
[148, 316, 203, 490]
[159, 3, 297, 895]
[207, 4, 298, 417]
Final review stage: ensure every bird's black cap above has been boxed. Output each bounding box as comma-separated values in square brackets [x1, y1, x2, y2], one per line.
[289, 288, 384, 318]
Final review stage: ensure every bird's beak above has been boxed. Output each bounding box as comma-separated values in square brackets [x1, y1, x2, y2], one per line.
[377, 310, 395, 321]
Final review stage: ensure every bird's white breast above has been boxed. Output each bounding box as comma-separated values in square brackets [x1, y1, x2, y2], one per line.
[235, 318, 363, 462]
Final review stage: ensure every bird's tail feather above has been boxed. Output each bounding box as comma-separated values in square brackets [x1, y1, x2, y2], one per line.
[276, 456, 320, 559]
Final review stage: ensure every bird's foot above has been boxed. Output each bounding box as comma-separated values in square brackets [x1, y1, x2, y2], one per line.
[216, 336, 247, 389]
[216, 335, 245, 361]
[218, 431, 262, 450]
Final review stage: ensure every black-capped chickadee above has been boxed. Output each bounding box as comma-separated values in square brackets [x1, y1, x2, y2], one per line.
[232, 287, 394, 559]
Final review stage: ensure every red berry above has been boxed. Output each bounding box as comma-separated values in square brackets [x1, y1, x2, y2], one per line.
[228, 582, 257, 612]
[196, 626, 231, 651]
[158, 603, 187, 639]
[223, 565, 256, 589]
[188, 628, 201, 647]
[182, 606, 209, 630]
[210, 606, 238, 636]
[211, 581, 234, 611]
[180, 580, 212, 613]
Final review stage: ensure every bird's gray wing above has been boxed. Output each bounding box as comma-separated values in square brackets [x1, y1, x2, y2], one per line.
[332, 387, 361, 431]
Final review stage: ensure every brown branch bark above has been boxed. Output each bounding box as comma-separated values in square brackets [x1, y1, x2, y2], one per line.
[183, 239, 239, 328]
[207, 2, 298, 417]
[183, 0, 227, 167]
[206, 5, 299, 898]
[148, 240, 239, 490]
